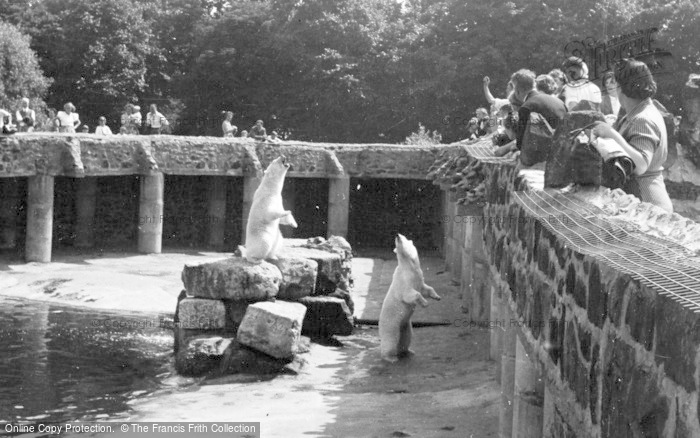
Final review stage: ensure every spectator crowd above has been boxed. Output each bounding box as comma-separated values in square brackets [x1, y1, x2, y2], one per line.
[472, 55, 673, 212]
[0, 100, 285, 143]
[0, 54, 675, 211]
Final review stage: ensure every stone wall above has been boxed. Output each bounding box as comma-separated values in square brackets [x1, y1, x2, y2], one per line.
[0, 134, 441, 179]
[441, 138, 700, 437]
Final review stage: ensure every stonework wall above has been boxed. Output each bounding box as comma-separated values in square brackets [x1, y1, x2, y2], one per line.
[441, 138, 700, 437]
[0, 134, 441, 179]
[94, 176, 140, 248]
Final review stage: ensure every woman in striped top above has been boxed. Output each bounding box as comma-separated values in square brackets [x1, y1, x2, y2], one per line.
[592, 58, 673, 213]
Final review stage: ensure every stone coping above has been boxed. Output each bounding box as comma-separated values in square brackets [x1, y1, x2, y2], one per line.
[0, 133, 442, 179]
[450, 137, 700, 255]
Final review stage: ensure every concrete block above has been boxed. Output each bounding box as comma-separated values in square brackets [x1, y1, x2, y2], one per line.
[175, 335, 233, 376]
[327, 288, 355, 315]
[177, 297, 226, 329]
[278, 239, 349, 293]
[237, 301, 307, 359]
[297, 296, 354, 338]
[269, 256, 318, 300]
[182, 257, 281, 301]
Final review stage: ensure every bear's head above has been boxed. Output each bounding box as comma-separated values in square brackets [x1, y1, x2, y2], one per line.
[394, 234, 420, 267]
[260, 156, 290, 192]
[394, 234, 441, 301]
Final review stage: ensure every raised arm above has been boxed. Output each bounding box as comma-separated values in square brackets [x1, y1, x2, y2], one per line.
[482, 76, 496, 105]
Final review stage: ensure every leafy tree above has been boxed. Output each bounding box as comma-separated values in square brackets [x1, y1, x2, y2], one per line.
[0, 20, 51, 119]
[29, 0, 154, 127]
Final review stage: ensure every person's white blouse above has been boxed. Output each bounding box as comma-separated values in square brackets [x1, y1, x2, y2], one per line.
[56, 111, 80, 129]
[95, 125, 113, 135]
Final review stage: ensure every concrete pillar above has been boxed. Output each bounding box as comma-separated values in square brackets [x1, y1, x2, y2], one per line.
[451, 207, 465, 284]
[327, 176, 349, 238]
[499, 305, 517, 438]
[440, 190, 448, 258]
[137, 173, 164, 254]
[0, 178, 20, 249]
[491, 285, 504, 380]
[26, 175, 54, 262]
[542, 383, 556, 438]
[470, 215, 489, 313]
[512, 335, 545, 438]
[444, 196, 456, 273]
[281, 178, 296, 238]
[74, 177, 97, 248]
[207, 176, 227, 248]
[241, 176, 262, 243]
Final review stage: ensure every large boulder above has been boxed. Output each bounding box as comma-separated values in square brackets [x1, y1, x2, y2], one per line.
[281, 237, 353, 294]
[219, 338, 310, 375]
[269, 256, 318, 300]
[176, 297, 226, 330]
[174, 335, 233, 376]
[237, 301, 307, 359]
[297, 296, 354, 338]
[182, 257, 281, 301]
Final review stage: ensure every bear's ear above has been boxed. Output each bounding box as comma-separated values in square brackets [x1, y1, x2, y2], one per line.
[393, 248, 397, 254]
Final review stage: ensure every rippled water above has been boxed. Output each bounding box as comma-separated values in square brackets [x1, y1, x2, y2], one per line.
[0, 296, 175, 423]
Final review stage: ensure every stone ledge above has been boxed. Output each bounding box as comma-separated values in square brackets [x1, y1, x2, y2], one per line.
[0, 133, 441, 179]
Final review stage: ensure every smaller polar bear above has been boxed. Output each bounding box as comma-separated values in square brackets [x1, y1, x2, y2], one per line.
[379, 234, 441, 362]
[241, 156, 297, 263]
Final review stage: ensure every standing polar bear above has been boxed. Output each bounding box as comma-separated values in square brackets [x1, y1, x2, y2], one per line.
[379, 234, 441, 362]
[241, 156, 297, 263]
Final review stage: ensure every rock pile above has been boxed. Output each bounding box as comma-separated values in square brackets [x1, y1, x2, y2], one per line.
[174, 236, 354, 376]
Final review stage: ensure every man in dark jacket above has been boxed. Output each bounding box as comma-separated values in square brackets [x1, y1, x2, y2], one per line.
[511, 69, 567, 150]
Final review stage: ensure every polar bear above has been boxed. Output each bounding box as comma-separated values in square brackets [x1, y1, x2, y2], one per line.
[379, 234, 441, 362]
[241, 156, 297, 263]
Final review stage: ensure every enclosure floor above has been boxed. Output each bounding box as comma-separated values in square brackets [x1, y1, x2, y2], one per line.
[0, 249, 500, 437]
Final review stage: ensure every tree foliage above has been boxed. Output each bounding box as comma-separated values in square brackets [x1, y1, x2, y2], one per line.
[0, 20, 51, 113]
[2, 0, 699, 141]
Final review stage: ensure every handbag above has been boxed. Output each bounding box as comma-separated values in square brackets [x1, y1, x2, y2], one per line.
[545, 112, 607, 188]
[520, 112, 555, 166]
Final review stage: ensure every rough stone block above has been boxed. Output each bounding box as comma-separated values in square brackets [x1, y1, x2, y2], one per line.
[654, 298, 700, 392]
[609, 275, 633, 327]
[175, 335, 233, 376]
[182, 257, 281, 301]
[225, 300, 252, 328]
[297, 296, 354, 338]
[562, 320, 590, 409]
[587, 263, 607, 328]
[269, 256, 318, 300]
[548, 307, 565, 365]
[589, 343, 600, 425]
[173, 289, 187, 326]
[601, 335, 670, 437]
[565, 264, 587, 309]
[625, 286, 656, 351]
[237, 301, 307, 359]
[494, 235, 505, 271]
[176, 297, 226, 329]
[327, 288, 355, 315]
[537, 240, 550, 274]
[279, 239, 349, 294]
[219, 338, 309, 375]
